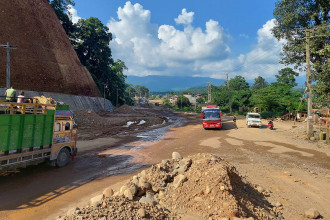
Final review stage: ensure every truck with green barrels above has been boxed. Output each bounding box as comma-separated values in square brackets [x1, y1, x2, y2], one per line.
[0, 101, 77, 171]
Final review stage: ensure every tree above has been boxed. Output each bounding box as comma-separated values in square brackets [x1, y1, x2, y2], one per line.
[49, 0, 76, 41]
[251, 68, 301, 115]
[134, 85, 149, 98]
[275, 67, 299, 88]
[273, 0, 329, 105]
[251, 76, 268, 91]
[176, 95, 190, 108]
[74, 17, 113, 89]
[228, 75, 250, 91]
[108, 59, 128, 105]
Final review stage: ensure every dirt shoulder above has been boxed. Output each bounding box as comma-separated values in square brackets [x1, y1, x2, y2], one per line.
[1, 108, 329, 220]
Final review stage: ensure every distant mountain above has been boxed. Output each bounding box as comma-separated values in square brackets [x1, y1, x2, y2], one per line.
[126, 75, 306, 92]
[126, 75, 226, 92]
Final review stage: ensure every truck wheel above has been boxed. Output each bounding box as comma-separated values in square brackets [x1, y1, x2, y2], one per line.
[56, 148, 70, 167]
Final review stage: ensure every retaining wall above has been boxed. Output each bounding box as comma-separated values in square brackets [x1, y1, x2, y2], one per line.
[0, 88, 114, 112]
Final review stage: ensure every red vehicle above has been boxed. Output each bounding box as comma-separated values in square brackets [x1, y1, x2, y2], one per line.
[200, 105, 222, 129]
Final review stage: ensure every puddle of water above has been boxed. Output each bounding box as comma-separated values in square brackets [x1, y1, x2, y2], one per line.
[96, 114, 186, 177]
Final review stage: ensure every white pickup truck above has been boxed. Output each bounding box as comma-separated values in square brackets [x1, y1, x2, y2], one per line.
[246, 112, 262, 128]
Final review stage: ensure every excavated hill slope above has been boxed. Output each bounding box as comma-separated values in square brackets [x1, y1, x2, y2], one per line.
[0, 0, 101, 97]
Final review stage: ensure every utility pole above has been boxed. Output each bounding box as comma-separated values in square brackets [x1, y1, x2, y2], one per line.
[295, 25, 329, 139]
[103, 85, 106, 110]
[116, 88, 119, 106]
[226, 73, 232, 114]
[0, 42, 17, 88]
[181, 93, 183, 109]
[305, 30, 313, 139]
[207, 82, 211, 104]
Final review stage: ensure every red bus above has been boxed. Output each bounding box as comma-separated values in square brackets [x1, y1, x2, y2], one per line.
[201, 105, 222, 129]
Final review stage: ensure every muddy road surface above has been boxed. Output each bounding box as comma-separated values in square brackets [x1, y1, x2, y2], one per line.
[0, 110, 330, 220]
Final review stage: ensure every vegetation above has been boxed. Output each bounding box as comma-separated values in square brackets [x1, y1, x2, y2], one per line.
[49, 0, 146, 106]
[50, 0, 328, 110]
[176, 95, 191, 108]
[272, 0, 329, 105]
[211, 69, 306, 117]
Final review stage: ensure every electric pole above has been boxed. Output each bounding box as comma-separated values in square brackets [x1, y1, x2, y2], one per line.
[305, 30, 313, 139]
[226, 73, 232, 114]
[116, 88, 119, 106]
[0, 42, 17, 88]
[207, 82, 211, 104]
[296, 25, 329, 139]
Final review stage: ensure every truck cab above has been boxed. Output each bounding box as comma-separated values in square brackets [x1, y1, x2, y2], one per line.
[51, 108, 78, 167]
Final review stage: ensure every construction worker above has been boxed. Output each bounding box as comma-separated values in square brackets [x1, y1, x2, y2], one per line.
[4, 86, 16, 102]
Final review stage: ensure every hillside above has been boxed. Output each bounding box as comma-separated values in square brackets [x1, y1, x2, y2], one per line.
[127, 75, 226, 92]
[0, 0, 101, 97]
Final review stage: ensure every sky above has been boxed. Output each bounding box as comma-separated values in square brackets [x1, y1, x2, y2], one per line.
[69, 0, 296, 82]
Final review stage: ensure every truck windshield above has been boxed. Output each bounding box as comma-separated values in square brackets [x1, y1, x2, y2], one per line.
[203, 110, 220, 119]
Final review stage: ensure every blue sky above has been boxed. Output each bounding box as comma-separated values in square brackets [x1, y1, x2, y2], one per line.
[69, 0, 295, 82]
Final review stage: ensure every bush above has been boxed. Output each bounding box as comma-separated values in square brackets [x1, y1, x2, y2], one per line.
[260, 111, 274, 119]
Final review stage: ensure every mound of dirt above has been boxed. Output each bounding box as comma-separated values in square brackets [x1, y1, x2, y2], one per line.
[0, 0, 100, 97]
[63, 153, 281, 219]
[112, 104, 136, 114]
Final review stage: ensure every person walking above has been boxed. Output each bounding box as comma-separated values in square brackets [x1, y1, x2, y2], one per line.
[4, 86, 16, 102]
[233, 116, 238, 129]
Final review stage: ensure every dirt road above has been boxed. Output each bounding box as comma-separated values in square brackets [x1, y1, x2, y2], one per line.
[0, 109, 329, 220]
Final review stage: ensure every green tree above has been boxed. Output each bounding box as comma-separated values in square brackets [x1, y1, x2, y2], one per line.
[74, 17, 113, 90]
[229, 76, 251, 111]
[275, 67, 299, 88]
[251, 76, 269, 91]
[228, 75, 250, 91]
[273, 0, 329, 105]
[176, 95, 190, 108]
[109, 59, 129, 105]
[49, 0, 76, 41]
[251, 68, 301, 115]
[134, 85, 149, 98]
[212, 85, 229, 109]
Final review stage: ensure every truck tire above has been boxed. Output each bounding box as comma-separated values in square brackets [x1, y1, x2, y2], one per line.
[56, 148, 70, 167]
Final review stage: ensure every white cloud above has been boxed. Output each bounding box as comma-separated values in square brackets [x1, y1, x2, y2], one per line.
[107, 2, 231, 77]
[174, 9, 194, 25]
[200, 19, 287, 80]
[67, 5, 81, 24]
[70, 2, 289, 81]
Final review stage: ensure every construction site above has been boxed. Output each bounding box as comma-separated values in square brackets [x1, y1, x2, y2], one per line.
[0, 1, 329, 220]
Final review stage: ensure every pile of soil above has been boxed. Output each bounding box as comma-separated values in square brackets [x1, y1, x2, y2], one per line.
[63, 153, 281, 219]
[0, 0, 100, 97]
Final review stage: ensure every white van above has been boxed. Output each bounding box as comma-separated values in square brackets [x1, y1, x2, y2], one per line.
[246, 112, 262, 128]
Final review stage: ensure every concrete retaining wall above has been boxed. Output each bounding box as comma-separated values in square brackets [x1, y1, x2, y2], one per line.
[0, 88, 114, 112]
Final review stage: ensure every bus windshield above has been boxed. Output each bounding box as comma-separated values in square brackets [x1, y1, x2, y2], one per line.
[203, 110, 220, 119]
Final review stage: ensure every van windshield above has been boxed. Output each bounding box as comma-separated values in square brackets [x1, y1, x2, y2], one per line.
[248, 115, 260, 119]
